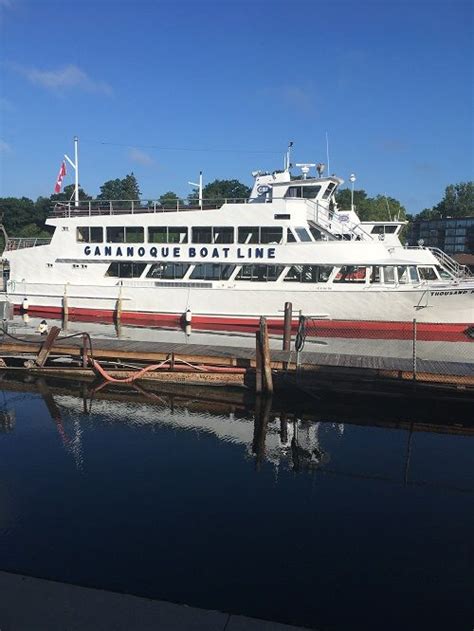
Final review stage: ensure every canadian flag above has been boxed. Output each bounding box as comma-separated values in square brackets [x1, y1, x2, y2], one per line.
[54, 161, 67, 193]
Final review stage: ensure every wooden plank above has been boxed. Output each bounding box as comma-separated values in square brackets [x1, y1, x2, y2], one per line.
[35, 326, 62, 367]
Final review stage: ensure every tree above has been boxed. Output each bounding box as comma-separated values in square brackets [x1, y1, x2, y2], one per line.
[50, 184, 91, 204]
[189, 179, 251, 206]
[335, 188, 406, 221]
[98, 173, 141, 200]
[433, 182, 474, 218]
[159, 191, 179, 208]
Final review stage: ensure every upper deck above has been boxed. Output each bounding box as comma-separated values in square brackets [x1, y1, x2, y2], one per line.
[51, 198, 247, 218]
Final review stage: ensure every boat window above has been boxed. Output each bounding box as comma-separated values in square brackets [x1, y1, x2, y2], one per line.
[275, 214, 291, 220]
[371, 225, 398, 234]
[238, 227, 259, 244]
[284, 265, 332, 283]
[285, 186, 321, 199]
[105, 262, 147, 278]
[192, 227, 212, 243]
[106, 227, 125, 243]
[148, 227, 188, 243]
[370, 266, 381, 283]
[418, 266, 438, 281]
[125, 227, 144, 243]
[409, 266, 419, 282]
[308, 225, 324, 241]
[190, 263, 235, 281]
[146, 262, 190, 279]
[213, 227, 234, 244]
[321, 183, 336, 200]
[287, 228, 297, 243]
[148, 227, 167, 243]
[260, 227, 283, 244]
[76, 227, 103, 243]
[435, 265, 452, 280]
[238, 227, 282, 244]
[235, 264, 284, 282]
[333, 266, 367, 283]
[382, 266, 396, 284]
[295, 228, 312, 242]
[397, 266, 409, 284]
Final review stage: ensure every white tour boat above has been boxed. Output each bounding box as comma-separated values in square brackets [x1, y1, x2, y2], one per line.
[2, 149, 473, 342]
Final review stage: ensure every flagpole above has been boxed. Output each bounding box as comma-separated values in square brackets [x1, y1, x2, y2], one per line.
[74, 136, 79, 208]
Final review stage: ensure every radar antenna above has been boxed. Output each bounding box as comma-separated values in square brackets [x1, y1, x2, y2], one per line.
[295, 163, 316, 179]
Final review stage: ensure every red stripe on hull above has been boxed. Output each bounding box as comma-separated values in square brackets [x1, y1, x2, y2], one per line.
[13, 305, 473, 342]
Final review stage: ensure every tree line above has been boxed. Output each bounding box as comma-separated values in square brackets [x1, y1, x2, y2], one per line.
[0, 171, 472, 239]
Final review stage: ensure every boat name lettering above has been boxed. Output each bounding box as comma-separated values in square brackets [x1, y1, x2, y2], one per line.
[83, 246, 276, 260]
[430, 289, 472, 296]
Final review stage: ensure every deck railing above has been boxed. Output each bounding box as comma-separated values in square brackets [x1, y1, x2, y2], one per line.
[5, 237, 52, 251]
[404, 246, 473, 279]
[51, 198, 252, 217]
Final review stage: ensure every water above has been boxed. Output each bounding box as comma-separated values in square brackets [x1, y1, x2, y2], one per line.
[0, 376, 472, 631]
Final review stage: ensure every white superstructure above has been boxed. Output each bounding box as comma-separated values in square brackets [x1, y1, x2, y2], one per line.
[2, 161, 474, 341]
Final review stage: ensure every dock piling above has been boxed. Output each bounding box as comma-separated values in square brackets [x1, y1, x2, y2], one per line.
[283, 302, 292, 352]
[260, 316, 273, 394]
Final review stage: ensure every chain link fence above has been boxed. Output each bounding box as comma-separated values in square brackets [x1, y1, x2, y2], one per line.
[292, 316, 474, 387]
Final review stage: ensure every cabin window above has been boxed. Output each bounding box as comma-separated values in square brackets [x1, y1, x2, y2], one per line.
[436, 265, 452, 280]
[409, 266, 419, 282]
[77, 227, 103, 243]
[333, 266, 367, 283]
[285, 186, 321, 199]
[397, 266, 409, 284]
[237, 227, 282, 244]
[382, 266, 396, 284]
[105, 262, 147, 278]
[106, 227, 125, 243]
[284, 265, 332, 283]
[212, 227, 234, 243]
[236, 264, 284, 282]
[370, 266, 381, 283]
[260, 227, 283, 244]
[125, 227, 144, 243]
[146, 262, 190, 279]
[418, 266, 438, 281]
[148, 227, 188, 243]
[238, 227, 259, 244]
[287, 228, 297, 243]
[322, 183, 336, 200]
[190, 263, 235, 281]
[295, 228, 312, 242]
[371, 225, 398, 234]
[192, 227, 212, 243]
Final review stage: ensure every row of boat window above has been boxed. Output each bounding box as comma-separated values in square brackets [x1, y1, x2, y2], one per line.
[76, 226, 312, 245]
[103, 262, 444, 283]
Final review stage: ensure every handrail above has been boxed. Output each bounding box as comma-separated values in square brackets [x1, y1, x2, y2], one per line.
[50, 197, 253, 217]
[5, 237, 52, 251]
[405, 245, 473, 279]
[304, 199, 374, 241]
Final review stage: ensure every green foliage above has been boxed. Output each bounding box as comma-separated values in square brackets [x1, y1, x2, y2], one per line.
[433, 182, 474, 218]
[159, 191, 179, 208]
[50, 184, 92, 203]
[336, 188, 406, 221]
[189, 179, 251, 205]
[98, 173, 141, 200]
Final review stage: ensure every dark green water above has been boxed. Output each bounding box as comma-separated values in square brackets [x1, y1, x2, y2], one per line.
[0, 377, 472, 630]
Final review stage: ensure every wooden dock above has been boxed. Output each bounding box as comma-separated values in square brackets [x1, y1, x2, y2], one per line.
[0, 325, 473, 396]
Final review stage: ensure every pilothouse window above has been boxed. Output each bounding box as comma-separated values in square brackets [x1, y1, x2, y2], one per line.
[285, 186, 321, 199]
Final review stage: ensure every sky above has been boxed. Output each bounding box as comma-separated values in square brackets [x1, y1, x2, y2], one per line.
[0, 0, 472, 213]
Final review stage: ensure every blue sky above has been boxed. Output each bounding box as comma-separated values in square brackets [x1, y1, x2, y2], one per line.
[0, 0, 472, 212]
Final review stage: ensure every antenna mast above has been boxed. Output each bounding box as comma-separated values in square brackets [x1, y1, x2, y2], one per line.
[325, 131, 330, 174]
[285, 141, 293, 171]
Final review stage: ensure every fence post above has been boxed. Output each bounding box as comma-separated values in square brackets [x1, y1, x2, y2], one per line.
[412, 318, 417, 381]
